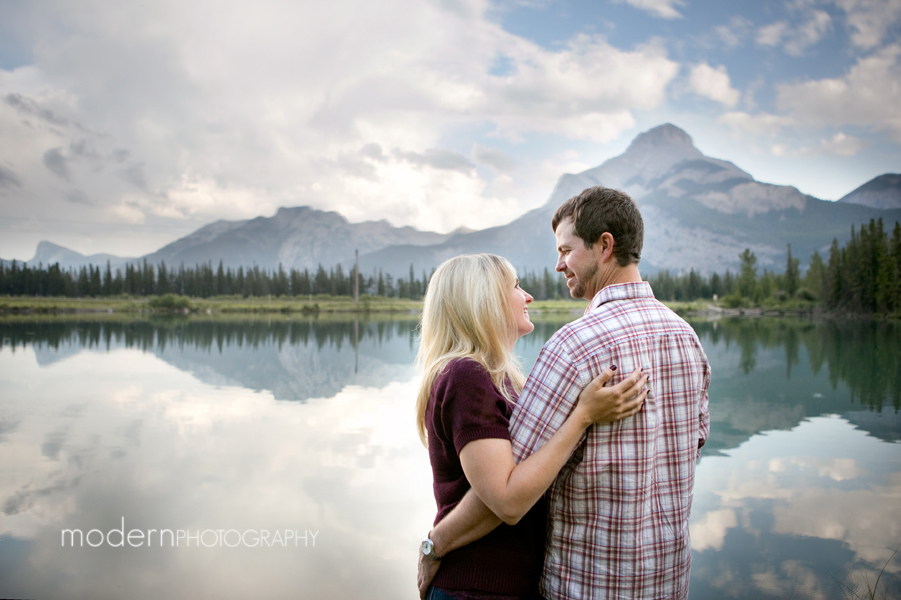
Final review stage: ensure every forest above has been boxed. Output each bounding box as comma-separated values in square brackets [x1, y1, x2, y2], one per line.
[1, 219, 899, 315]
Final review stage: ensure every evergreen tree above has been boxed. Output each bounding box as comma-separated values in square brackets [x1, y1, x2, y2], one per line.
[236, 266, 246, 297]
[737, 249, 758, 299]
[314, 264, 328, 295]
[802, 251, 825, 301]
[89, 265, 102, 297]
[784, 244, 800, 298]
[158, 262, 172, 295]
[103, 261, 113, 296]
[826, 238, 843, 309]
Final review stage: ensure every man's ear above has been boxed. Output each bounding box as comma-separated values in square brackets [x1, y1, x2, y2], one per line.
[598, 232, 616, 263]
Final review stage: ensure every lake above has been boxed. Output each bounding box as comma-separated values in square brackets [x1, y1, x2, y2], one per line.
[0, 314, 899, 599]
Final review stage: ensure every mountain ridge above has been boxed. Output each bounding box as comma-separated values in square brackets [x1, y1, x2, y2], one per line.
[9, 124, 901, 277]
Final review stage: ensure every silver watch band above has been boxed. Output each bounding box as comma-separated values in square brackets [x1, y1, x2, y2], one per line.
[421, 534, 442, 560]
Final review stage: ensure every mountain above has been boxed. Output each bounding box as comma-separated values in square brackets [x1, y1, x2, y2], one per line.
[837, 173, 901, 210]
[140, 206, 460, 271]
[361, 124, 901, 277]
[12, 124, 901, 278]
[25, 242, 136, 272]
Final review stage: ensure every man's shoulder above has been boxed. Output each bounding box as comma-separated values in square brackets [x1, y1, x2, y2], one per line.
[546, 296, 701, 352]
[545, 311, 614, 351]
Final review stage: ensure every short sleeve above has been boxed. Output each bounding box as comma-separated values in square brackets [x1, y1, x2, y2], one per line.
[434, 359, 512, 455]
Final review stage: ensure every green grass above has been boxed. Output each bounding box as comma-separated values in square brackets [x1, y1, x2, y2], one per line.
[0, 295, 145, 314]
[0, 294, 423, 316]
[5, 294, 894, 320]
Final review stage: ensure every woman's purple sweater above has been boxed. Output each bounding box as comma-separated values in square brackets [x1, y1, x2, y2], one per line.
[426, 358, 546, 596]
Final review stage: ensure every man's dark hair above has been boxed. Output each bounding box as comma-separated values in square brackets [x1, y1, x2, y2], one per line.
[551, 186, 643, 267]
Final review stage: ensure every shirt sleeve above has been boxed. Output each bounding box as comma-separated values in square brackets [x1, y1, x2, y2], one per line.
[436, 360, 512, 455]
[697, 356, 711, 456]
[508, 339, 585, 464]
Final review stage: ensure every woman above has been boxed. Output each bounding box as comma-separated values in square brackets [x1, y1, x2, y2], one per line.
[416, 254, 647, 600]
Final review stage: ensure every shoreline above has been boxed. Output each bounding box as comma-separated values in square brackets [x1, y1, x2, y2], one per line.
[1, 296, 896, 321]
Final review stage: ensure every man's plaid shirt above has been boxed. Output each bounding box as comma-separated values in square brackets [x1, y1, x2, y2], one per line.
[510, 282, 710, 600]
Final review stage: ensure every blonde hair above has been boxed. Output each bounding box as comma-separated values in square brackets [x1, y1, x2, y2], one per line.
[415, 254, 527, 447]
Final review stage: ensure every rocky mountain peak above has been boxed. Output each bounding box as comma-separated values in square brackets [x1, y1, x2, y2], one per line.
[579, 123, 706, 194]
[838, 173, 901, 210]
[626, 123, 699, 154]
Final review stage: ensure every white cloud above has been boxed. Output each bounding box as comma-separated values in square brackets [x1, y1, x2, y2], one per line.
[784, 9, 832, 56]
[713, 16, 754, 48]
[756, 10, 831, 56]
[799, 132, 868, 156]
[717, 112, 796, 137]
[478, 34, 678, 141]
[756, 21, 789, 47]
[833, 0, 901, 49]
[689, 63, 740, 107]
[472, 144, 517, 173]
[776, 44, 901, 141]
[615, 0, 685, 19]
[0, 0, 681, 258]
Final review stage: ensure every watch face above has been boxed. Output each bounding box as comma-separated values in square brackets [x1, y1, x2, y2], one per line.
[421, 540, 433, 556]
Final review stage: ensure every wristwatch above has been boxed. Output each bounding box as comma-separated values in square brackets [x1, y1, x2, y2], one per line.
[421, 534, 442, 561]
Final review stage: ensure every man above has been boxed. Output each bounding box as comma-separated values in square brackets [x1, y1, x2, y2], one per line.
[420, 186, 710, 600]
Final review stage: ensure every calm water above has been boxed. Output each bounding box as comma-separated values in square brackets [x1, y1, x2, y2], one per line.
[0, 315, 899, 599]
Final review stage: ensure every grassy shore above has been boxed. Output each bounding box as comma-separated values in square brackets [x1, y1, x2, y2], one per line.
[0, 294, 422, 315]
[4, 294, 894, 320]
[0, 294, 597, 315]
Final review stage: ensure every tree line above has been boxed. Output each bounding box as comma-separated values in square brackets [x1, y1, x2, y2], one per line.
[647, 218, 901, 314]
[0, 259, 433, 300]
[2, 219, 899, 314]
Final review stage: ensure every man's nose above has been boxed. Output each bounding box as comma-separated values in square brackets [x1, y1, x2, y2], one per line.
[555, 257, 565, 272]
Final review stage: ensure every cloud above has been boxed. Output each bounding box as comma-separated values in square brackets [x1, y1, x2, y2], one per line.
[784, 9, 832, 56]
[713, 16, 754, 48]
[393, 148, 475, 172]
[833, 0, 901, 49]
[756, 9, 831, 56]
[799, 132, 868, 156]
[756, 21, 789, 47]
[0, 0, 683, 253]
[718, 112, 796, 138]
[42, 147, 70, 181]
[479, 34, 679, 141]
[0, 164, 21, 188]
[4, 92, 70, 127]
[776, 44, 901, 141]
[716, 113, 798, 158]
[689, 63, 740, 107]
[472, 144, 517, 173]
[614, 0, 685, 19]
[66, 190, 92, 205]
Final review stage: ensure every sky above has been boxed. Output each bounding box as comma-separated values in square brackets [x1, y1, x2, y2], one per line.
[0, 0, 899, 261]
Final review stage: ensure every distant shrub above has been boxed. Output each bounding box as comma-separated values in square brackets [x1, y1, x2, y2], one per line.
[722, 294, 749, 309]
[148, 294, 193, 311]
[796, 288, 817, 302]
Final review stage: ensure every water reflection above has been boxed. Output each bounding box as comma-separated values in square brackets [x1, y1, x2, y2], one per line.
[2, 317, 422, 401]
[693, 319, 901, 413]
[0, 315, 899, 599]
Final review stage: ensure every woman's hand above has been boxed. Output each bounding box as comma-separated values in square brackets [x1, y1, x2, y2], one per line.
[418, 551, 440, 599]
[574, 366, 648, 427]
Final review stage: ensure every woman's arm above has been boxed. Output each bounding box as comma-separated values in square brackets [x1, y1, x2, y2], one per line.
[417, 491, 499, 599]
[460, 366, 647, 525]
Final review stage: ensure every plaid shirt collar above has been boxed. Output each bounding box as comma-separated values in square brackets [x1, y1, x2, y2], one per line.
[585, 280, 655, 315]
